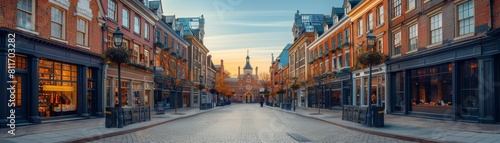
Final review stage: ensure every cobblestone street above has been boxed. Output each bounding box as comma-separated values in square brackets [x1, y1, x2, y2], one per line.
[90, 104, 412, 143]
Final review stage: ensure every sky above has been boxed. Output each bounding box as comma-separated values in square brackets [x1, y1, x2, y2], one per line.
[163, 0, 343, 78]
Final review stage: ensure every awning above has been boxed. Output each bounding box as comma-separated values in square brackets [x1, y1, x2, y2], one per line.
[42, 85, 74, 92]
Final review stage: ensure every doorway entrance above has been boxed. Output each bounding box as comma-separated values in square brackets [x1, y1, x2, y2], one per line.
[12, 74, 29, 122]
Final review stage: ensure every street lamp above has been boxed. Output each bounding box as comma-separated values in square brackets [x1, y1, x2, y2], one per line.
[366, 30, 376, 127]
[113, 27, 124, 128]
[199, 74, 204, 110]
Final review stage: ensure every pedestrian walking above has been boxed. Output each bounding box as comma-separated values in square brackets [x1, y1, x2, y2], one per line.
[260, 97, 264, 107]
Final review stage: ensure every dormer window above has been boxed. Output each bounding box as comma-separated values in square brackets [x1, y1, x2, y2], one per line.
[345, 4, 351, 13]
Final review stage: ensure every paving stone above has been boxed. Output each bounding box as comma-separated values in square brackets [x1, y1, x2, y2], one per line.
[91, 104, 412, 143]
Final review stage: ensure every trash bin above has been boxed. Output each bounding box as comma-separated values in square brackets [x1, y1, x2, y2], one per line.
[105, 107, 117, 128]
[372, 106, 384, 127]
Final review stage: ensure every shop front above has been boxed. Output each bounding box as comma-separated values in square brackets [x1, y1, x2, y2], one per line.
[104, 64, 154, 111]
[351, 64, 387, 110]
[387, 36, 500, 123]
[327, 71, 352, 110]
[0, 30, 103, 127]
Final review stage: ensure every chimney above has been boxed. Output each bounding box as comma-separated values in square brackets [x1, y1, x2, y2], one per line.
[256, 67, 258, 77]
[238, 66, 240, 77]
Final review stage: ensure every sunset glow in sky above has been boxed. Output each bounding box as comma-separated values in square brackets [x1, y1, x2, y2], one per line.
[163, 0, 342, 77]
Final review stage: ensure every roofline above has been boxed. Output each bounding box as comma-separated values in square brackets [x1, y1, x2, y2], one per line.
[309, 16, 350, 49]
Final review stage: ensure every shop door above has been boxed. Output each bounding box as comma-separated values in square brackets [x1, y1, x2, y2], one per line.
[87, 90, 97, 116]
[12, 74, 28, 122]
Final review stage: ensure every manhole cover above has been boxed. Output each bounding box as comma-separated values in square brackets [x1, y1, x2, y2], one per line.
[287, 133, 311, 142]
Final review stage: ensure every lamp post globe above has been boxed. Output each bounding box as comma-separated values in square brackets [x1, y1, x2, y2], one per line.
[113, 27, 124, 128]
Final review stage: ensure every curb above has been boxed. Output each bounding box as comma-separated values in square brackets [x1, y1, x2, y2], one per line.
[66, 106, 225, 143]
[266, 106, 442, 143]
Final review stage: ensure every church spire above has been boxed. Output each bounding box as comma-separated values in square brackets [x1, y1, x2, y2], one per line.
[243, 50, 252, 72]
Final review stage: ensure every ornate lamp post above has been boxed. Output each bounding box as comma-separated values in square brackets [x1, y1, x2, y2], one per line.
[113, 27, 124, 128]
[365, 30, 376, 127]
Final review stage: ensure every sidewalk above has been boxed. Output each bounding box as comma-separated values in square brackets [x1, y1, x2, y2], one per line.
[0, 106, 222, 143]
[267, 106, 500, 143]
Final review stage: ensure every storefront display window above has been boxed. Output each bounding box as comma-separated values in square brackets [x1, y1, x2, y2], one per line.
[38, 59, 78, 118]
[133, 83, 142, 106]
[115, 80, 129, 106]
[459, 59, 479, 119]
[410, 63, 453, 115]
[331, 90, 342, 107]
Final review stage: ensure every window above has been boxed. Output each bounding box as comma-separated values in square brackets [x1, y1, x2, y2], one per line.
[134, 17, 140, 34]
[108, 1, 117, 20]
[378, 6, 384, 25]
[377, 38, 383, 54]
[410, 63, 453, 114]
[430, 13, 442, 44]
[458, 1, 474, 36]
[51, 7, 64, 39]
[122, 8, 129, 28]
[344, 28, 350, 44]
[155, 30, 160, 42]
[331, 37, 336, 51]
[133, 44, 139, 63]
[164, 34, 168, 46]
[144, 23, 149, 39]
[394, 0, 402, 17]
[409, 24, 418, 51]
[337, 33, 342, 48]
[394, 31, 401, 55]
[319, 46, 323, 56]
[345, 52, 350, 67]
[332, 56, 337, 69]
[408, 0, 416, 10]
[76, 18, 87, 46]
[324, 42, 329, 53]
[144, 50, 149, 67]
[17, 0, 34, 30]
[358, 19, 363, 36]
[339, 55, 343, 67]
[367, 13, 373, 31]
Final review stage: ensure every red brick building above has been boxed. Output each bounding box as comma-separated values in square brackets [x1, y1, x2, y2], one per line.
[386, 0, 500, 123]
[226, 52, 264, 103]
[0, 0, 105, 126]
[102, 0, 157, 111]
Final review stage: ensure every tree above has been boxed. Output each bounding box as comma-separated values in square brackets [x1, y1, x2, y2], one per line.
[215, 69, 232, 98]
[259, 73, 270, 82]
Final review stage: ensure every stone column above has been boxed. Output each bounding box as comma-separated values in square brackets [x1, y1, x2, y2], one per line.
[360, 77, 364, 106]
[96, 67, 103, 117]
[0, 52, 8, 127]
[30, 56, 41, 123]
[385, 72, 391, 114]
[80, 66, 89, 117]
[478, 56, 495, 123]
[128, 81, 133, 107]
[451, 62, 458, 121]
[141, 82, 146, 106]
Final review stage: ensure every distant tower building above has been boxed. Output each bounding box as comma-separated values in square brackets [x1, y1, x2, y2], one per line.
[224, 50, 264, 103]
